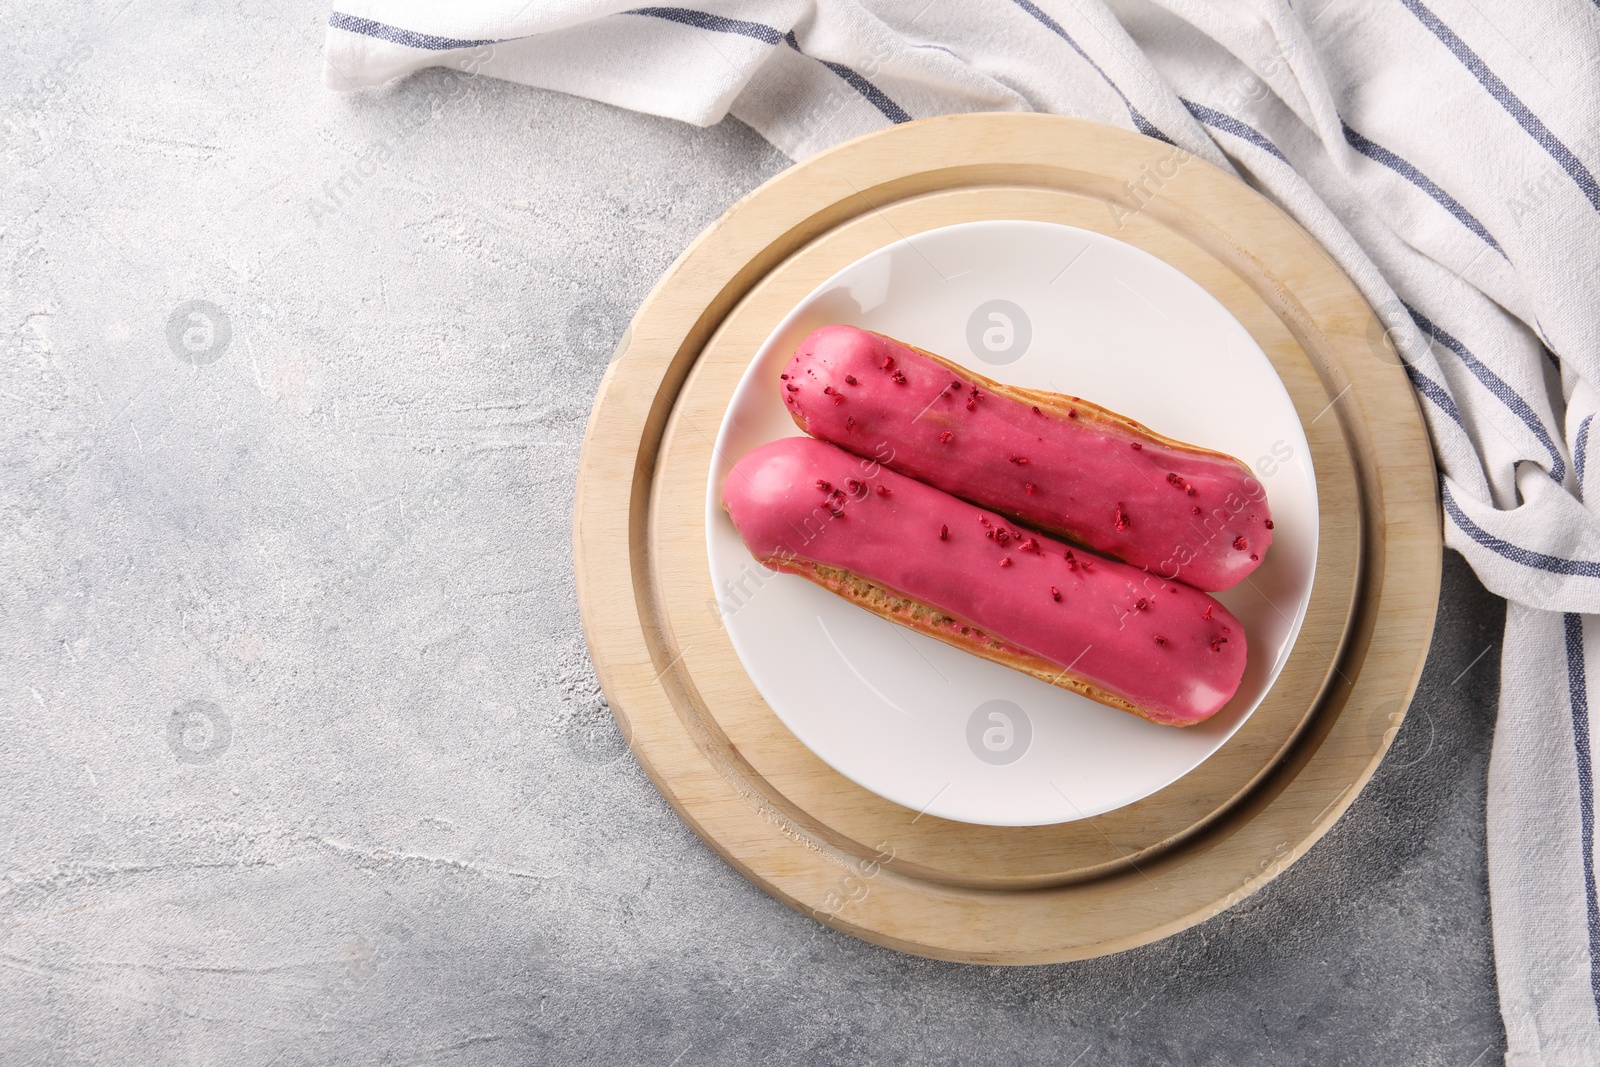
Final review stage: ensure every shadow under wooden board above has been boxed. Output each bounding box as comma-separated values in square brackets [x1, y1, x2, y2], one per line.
[574, 114, 1441, 964]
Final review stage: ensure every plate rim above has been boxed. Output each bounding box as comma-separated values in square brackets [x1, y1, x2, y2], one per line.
[704, 216, 1324, 827]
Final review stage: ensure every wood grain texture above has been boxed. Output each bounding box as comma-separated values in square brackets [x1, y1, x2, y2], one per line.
[574, 114, 1440, 963]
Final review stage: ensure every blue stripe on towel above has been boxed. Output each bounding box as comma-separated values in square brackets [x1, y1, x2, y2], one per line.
[627, 7, 783, 45]
[1580, 415, 1595, 488]
[1406, 303, 1566, 482]
[1341, 120, 1504, 255]
[328, 12, 499, 50]
[625, 8, 912, 124]
[627, 8, 912, 124]
[781, 32, 911, 124]
[1563, 612, 1600, 1027]
[1400, 0, 1600, 212]
[1443, 484, 1600, 576]
[1181, 99, 1288, 162]
[1402, 361, 1466, 428]
[1012, 0, 1175, 145]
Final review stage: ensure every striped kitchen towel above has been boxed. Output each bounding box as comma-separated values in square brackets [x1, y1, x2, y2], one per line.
[325, 2, 1600, 1061]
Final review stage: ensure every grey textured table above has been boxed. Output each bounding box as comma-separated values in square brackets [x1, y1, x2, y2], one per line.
[3, 6, 1506, 1064]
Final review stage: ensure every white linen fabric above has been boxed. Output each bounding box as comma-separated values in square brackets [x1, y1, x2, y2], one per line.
[324, 2, 1600, 1060]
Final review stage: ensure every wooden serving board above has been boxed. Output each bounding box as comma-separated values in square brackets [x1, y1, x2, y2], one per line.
[574, 114, 1440, 963]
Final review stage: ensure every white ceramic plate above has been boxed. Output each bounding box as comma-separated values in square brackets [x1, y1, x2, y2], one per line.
[705, 220, 1318, 827]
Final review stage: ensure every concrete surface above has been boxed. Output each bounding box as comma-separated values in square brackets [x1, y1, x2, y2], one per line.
[2, 3, 1506, 1064]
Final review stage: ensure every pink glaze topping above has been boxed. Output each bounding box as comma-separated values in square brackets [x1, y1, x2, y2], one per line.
[781, 325, 1273, 591]
[722, 437, 1248, 726]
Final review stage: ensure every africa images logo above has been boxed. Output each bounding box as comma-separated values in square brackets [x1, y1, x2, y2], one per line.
[966, 699, 1032, 766]
[966, 300, 1033, 366]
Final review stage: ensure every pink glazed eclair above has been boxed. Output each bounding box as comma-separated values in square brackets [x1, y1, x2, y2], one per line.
[781, 325, 1273, 591]
[722, 437, 1248, 727]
